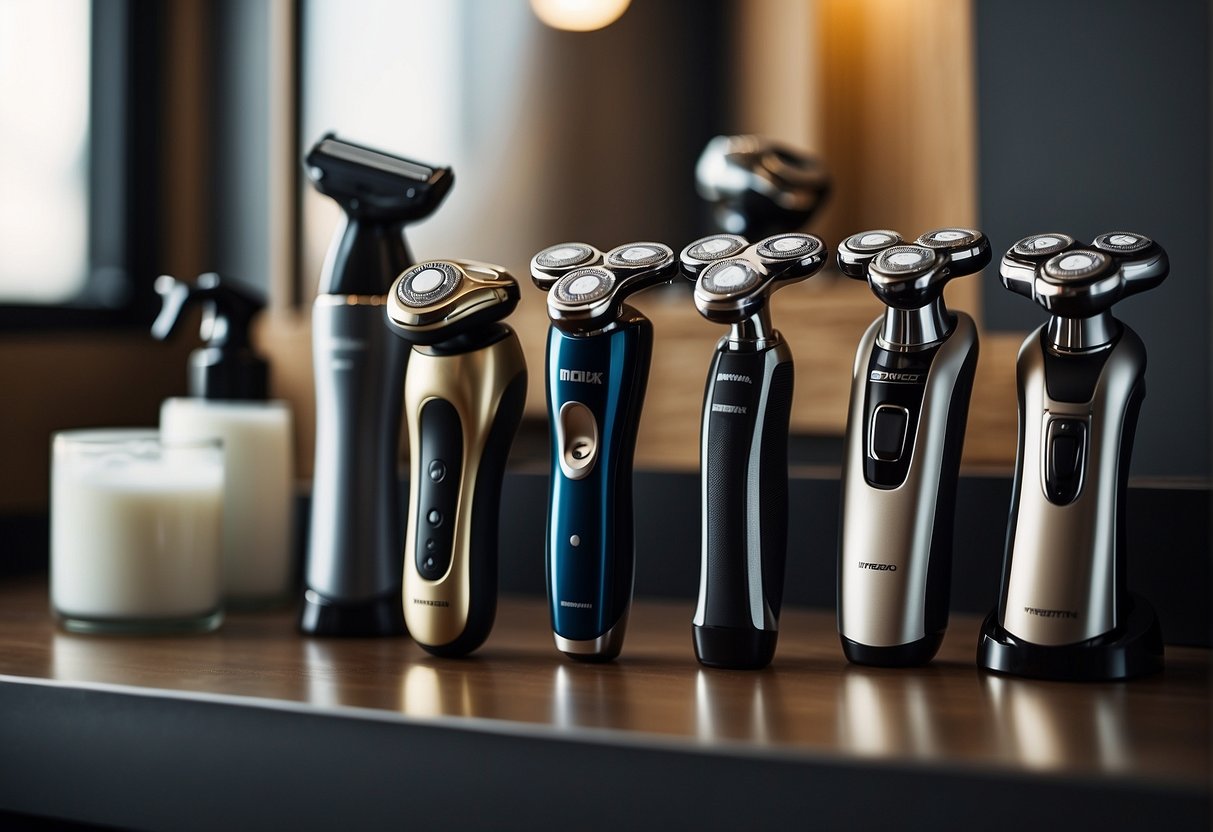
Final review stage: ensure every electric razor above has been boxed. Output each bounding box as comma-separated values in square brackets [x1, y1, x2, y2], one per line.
[695, 135, 831, 238]
[836, 228, 991, 666]
[301, 134, 453, 636]
[385, 260, 526, 657]
[530, 241, 678, 661]
[679, 232, 829, 669]
[978, 231, 1168, 681]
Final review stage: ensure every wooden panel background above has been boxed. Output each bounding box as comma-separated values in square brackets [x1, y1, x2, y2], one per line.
[259, 0, 1019, 480]
[1, 0, 1023, 514]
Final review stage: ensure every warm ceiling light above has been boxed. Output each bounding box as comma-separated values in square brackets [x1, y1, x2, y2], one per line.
[530, 0, 632, 32]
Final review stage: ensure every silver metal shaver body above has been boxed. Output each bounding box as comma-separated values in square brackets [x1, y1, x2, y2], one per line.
[978, 230, 1168, 681]
[998, 324, 1145, 645]
[838, 312, 978, 660]
[836, 228, 991, 666]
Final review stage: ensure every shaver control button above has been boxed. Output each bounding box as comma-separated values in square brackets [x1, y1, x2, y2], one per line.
[869, 404, 909, 462]
[427, 509, 442, 527]
[557, 401, 599, 480]
[428, 460, 446, 482]
[1045, 418, 1087, 505]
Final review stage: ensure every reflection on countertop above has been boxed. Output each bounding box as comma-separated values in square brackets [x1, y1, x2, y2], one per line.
[2, 580, 1200, 787]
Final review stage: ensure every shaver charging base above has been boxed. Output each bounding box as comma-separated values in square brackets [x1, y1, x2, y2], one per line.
[977, 593, 1163, 681]
[299, 590, 406, 637]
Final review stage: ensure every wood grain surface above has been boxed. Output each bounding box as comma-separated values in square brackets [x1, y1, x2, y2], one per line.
[0, 578, 1206, 787]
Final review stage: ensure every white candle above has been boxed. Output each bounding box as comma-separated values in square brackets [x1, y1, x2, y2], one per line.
[51, 430, 225, 632]
[160, 399, 294, 604]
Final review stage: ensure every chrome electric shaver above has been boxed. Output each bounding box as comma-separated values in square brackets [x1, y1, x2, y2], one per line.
[679, 232, 829, 669]
[530, 242, 678, 661]
[978, 232, 1168, 681]
[301, 134, 453, 636]
[385, 260, 527, 657]
[696, 135, 831, 238]
[836, 228, 991, 666]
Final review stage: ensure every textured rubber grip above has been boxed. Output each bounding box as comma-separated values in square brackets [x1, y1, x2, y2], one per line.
[696, 343, 793, 669]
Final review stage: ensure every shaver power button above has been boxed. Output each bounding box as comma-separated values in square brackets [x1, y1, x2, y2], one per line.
[428, 460, 446, 482]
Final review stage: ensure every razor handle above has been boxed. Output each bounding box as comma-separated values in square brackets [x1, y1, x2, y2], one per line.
[838, 312, 978, 666]
[545, 309, 652, 661]
[303, 296, 408, 635]
[995, 324, 1144, 646]
[694, 340, 793, 669]
[403, 326, 527, 657]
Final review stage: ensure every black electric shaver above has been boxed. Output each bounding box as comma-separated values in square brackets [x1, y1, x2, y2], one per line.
[531, 242, 678, 661]
[385, 260, 526, 657]
[679, 232, 828, 669]
[696, 135, 831, 238]
[836, 228, 991, 666]
[978, 232, 1168, 681]
[301, 134, 453, 636]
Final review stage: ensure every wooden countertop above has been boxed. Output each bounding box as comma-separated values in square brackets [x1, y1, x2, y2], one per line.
[0, 577, 1207, 792]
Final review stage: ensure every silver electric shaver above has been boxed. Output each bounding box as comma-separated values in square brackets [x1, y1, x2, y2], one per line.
[679, 232, 829, 669]
[978, 231, 1168, 681]
[836, 228, 991, 666]
[696, 135, 831, 239]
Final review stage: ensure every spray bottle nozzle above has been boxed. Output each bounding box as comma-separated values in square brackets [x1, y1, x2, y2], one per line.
[152, 273, 269, 401]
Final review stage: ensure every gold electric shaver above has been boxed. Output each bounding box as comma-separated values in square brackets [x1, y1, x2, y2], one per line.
[385, 260, 527, 657]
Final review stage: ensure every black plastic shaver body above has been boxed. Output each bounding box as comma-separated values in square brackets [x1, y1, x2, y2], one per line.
[300, 134, 453, 636]
[680, 232, 828, 669]
[694, 340, 794, 668]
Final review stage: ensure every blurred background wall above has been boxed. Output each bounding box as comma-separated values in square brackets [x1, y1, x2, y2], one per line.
[0, 0, 1208, 517]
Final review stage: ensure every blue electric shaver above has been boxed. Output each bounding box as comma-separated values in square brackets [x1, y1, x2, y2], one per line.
[530, 242, 678, 661]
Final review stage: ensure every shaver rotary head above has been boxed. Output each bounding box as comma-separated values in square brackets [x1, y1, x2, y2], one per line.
[386, 260, 520, 345]
[679, 232, 828, 324]
[838, 227, 991, 310]
[696, 135, 831, 238]
[530, 241, 678, 333]
[1000, 231, 1168, 319]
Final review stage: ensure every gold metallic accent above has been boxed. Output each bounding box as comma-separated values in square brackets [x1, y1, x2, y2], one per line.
[402, 331, 526, 648]
[387, 260, 517, 332]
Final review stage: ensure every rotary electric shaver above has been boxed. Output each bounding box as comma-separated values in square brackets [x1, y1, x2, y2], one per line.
[530, 242, 678, 661]
[679, 232, 828, 669]
[836, 228, 991, 666]
[978, 232, 1168, 681]
[301, 134, 453, 636]
[385, 260, 526, 657]
[696, 135, 831, 238]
